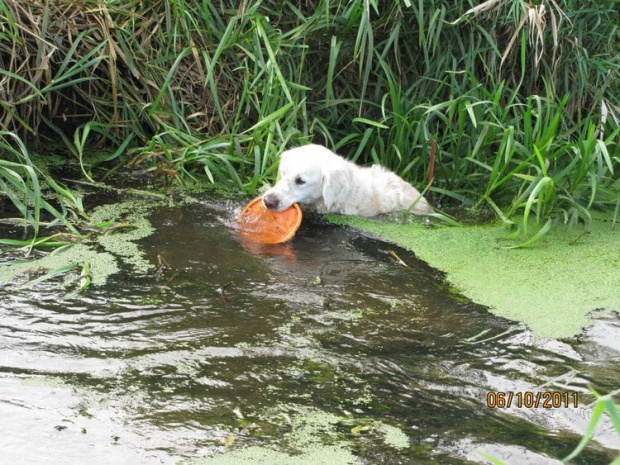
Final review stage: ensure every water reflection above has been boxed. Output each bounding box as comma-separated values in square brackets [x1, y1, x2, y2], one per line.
[0, 197, 618, 464]
[238, 236, 298, 262]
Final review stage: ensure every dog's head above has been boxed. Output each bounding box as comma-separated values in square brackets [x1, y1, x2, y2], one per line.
[262, 145, 327, 211]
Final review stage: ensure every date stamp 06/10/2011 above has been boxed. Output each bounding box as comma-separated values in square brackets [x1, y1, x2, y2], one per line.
[486, 391, 579, 409]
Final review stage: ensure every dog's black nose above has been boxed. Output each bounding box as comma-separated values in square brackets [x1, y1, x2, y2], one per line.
[262, 194, 279, 210]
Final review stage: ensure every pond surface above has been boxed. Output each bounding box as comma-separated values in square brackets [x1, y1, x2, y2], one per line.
[1, 197, 619, 464]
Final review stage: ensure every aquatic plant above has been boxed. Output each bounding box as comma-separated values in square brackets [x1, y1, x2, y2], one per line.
[0, 0, 618, 240]
[0, 131, 83, 237]
[0, 131, 158, 293]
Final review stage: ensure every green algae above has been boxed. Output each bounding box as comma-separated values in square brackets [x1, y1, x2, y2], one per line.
[199, 407, 411, 464]
[0, 199, 156, 289]
[328, 213, 620, 339]
[0, 243, 119, 287]
[91, 200, 155, 275]
[199, 409, 358, 465]
[374, 423, 410, 449]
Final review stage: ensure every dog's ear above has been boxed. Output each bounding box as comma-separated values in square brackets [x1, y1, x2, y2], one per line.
[322, 166, 351, 212]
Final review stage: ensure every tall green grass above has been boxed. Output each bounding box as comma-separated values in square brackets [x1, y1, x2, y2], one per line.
[0, 0, 619, 240]
[0, 131, 82, 237]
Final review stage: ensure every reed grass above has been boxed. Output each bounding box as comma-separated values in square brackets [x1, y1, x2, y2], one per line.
[0, 0, 619, 242]
[0, 131, 81, 237]
[0, 129, 149, 292]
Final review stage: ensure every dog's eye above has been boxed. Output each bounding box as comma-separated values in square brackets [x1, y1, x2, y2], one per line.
[294, 176, 306, 185]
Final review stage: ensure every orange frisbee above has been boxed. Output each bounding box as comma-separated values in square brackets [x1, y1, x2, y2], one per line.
[236, 197, 302, 244]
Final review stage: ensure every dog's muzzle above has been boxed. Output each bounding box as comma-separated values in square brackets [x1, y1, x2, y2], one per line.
[262, 193, 280, 211]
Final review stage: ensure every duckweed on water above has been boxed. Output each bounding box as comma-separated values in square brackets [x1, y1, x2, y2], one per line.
[0, 243, 119, 287]
[375, 423, 410, 450]
[202, 407, 411, 464]
[91, 200, 156, 275]
[0, 199, 156, 288]
[329, 213, 620, 338]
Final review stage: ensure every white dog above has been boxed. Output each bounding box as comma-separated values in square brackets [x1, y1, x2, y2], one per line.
[262, 144, 433, 217]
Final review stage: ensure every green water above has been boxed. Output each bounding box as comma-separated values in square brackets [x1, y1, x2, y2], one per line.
[0, 197, 618, 464]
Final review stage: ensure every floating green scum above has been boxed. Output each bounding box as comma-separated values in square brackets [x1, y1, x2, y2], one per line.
[0, 200, 156, 291]
[329, 213, 620, 339]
